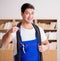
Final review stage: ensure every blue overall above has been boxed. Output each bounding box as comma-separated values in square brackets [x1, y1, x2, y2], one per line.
[14, 38, 40, 61]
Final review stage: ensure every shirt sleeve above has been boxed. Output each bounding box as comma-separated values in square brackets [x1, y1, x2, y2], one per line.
[11, 32, 17, 55]
[39, 27, 47, 42]
[11, 32, 16, 39]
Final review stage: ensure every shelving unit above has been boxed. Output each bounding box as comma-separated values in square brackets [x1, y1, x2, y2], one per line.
[0, 19, 13, 41]
[0, 19, 13, 30]
[0, 19, 57, 61]
[0, 19, 14, 61]
[0, 19, 57, 41]
[33, 19, 57, 42]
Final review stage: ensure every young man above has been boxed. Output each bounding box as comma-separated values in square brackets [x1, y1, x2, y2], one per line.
[1, 3, 49, 61]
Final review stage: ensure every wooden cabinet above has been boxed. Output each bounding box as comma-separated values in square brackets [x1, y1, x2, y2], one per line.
[0, 44, 14, 61]
[42, 50, 57, 61]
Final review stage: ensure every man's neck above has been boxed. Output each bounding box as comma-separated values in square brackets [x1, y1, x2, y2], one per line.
[21, 20, 33, 29]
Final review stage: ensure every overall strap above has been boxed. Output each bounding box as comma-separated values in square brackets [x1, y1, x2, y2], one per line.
[16, 22, 22, 61]
[32, 23, 41, 45]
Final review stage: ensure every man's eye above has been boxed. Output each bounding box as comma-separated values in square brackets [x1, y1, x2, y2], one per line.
[25, 12, 29, 14]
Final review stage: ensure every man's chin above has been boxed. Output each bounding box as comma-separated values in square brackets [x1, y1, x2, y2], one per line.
[27, 21, 33, 24]
[24, 19, 33, 23]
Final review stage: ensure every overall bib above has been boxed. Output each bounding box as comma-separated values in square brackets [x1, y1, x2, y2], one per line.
[14, 38, 40, 61]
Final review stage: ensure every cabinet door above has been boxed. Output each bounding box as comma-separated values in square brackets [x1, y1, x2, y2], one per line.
[42, 50, 57, 61]
[0, 44, 14, 61]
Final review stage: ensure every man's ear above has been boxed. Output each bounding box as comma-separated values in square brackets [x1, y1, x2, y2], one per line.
[21, 12, 23, 16]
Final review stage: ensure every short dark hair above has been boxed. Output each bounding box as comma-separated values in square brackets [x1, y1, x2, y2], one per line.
[21, 3, 35, 13]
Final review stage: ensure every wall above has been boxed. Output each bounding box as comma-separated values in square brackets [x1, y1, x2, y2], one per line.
[0, 0, 60, 61]
[0, 0, 60, 19]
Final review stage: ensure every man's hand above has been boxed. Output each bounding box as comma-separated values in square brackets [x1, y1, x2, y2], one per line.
[8, 25, 19, 34]
[38, 40, 49, 52]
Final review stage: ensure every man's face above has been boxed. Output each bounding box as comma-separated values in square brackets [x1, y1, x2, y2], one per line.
[21, 8, 34, 23]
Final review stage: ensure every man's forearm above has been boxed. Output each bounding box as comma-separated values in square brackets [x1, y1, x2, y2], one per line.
[1, 31, 13, 48]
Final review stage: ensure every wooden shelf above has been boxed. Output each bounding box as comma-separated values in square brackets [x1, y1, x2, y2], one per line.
[15, 19, 22, 22]
[0, 29, 8, 32]
[44, 29, 57, 32]
[0, 19, 13, 22]
[36, 19, 57, 23]
[48, 40, 57, 43]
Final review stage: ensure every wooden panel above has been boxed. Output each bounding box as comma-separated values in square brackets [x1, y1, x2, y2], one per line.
[42, 50, 57, 61]
[0, 44, 14, 61]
